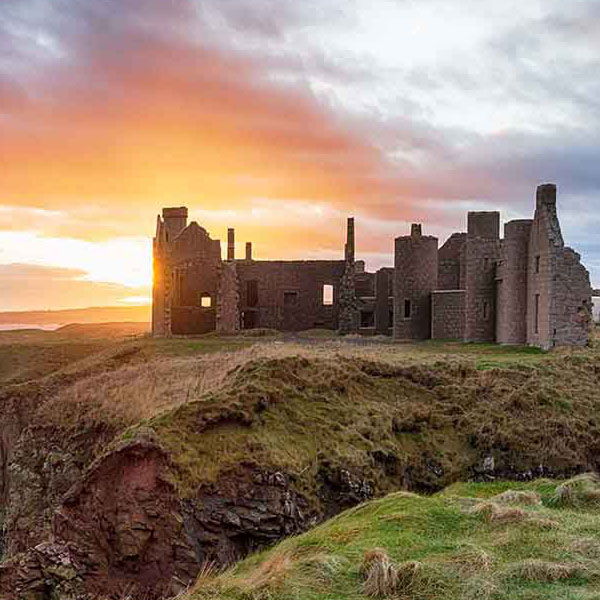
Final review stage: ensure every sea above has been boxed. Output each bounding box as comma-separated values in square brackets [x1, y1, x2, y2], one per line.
[0, 324, 63, 331]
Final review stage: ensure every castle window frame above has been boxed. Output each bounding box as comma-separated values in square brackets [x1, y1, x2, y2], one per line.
[483, 301, 490, 320]
[535, 255, 540, 274]
[199, 293, 212, 308]
[534, 293, 540, 334]
[360, 310, 375, 328]
[403, 299, 412, 320]
[322, 284, 334, 306]
[283, 291, 298, 307]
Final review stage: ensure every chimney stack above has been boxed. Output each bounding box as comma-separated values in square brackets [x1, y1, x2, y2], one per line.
[227, 228, 235, 261]
[536, 183, 557, 209]
[346, 217, 355, 262]
[245, 242, 253, 261]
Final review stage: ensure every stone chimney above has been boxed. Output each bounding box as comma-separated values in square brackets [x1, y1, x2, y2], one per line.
[345, 217, 355, 262]
[411, 223, 422, 239]
[227, 228, 235, 261]
[536, 183, 557, 210]
[245, 242, 253, 261]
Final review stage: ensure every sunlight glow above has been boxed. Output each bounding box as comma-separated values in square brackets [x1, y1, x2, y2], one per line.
[0, 232, 152, 289]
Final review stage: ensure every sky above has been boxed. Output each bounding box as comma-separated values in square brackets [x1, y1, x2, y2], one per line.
[0, 0, 599, 311]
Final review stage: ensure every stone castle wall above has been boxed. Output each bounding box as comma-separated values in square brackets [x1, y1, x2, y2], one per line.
[431, 290, 465, 340]
[464, 213, 501, 342]
[496, 219, 532, 344]
[152, 184, 593, 347]
[393, 225, 438, 340]
[438, 233, 467, 290]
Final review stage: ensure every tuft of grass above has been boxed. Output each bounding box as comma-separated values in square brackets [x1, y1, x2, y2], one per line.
[507, 559, 588, 583]
[471, 501, 527, 524]
[491, 490, 542, 506]
[360, 548, 401, 597]
[552, 474, 600, 509]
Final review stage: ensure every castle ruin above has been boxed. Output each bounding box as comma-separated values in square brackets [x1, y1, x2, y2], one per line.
[152, 184, 593, 348]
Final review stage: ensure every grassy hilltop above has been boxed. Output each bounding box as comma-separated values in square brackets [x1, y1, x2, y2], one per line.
[0, 324, 599, 598]
[189, 476, 600, 600]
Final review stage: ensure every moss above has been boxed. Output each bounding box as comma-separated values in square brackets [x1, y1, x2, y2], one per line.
[132, 346, 600, 508]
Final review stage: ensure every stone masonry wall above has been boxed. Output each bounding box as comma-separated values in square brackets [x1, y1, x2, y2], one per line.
[393, 226, 438, 340]
[464, 212, 501, 342]
[553, 247, 593, 346]
[438, 233, 467, 290]
[496, 220, 532, 344]
[236, 261, 345, 332]
[527, 185, 562, 348]
[216, 262, 240, 333]
[431, 290, 466, 340]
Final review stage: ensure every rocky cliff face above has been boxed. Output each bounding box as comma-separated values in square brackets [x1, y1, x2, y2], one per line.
[1, 346, 599, 599]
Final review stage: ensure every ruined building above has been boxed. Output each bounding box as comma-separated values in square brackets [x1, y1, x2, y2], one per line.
[152, 184, 593, 348]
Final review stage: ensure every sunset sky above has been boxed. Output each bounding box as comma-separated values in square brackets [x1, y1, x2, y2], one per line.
[1, 0, 599, 311]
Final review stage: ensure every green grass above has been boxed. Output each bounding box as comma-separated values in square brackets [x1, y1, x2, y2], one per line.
[189, 478, 600, 600]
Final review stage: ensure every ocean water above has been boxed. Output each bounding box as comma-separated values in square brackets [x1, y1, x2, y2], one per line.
[0, 324, 62, 331]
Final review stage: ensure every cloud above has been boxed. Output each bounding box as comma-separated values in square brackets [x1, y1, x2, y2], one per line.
[0, 0, 598, 306]
[0, 263, 149, 311]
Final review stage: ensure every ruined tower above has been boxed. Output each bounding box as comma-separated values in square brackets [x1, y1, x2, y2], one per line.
[527, 184, 592, 348]
[464, 212, 501, 342]
[496, 219, 532, 344]
[393, 224, 438, 340]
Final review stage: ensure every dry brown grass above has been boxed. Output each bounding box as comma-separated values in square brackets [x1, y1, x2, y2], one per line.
[360, 549, 426, 598]
[35, 343, 306, 428]
[553, 473, 600, 508]
[360, 548, 400, 597]
[447, 546, 493, 575]
[472, 502, 527, 524]
[570, 537, 600, 559]
[491, 490, 541, 506]
[508, 559, 587, 582]
[233, 550, 295, 592]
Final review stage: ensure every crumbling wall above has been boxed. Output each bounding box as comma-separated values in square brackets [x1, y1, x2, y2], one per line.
[169, 223, 222, 336]
[339, 217, 359, 334]
[438, 233, 466, 290]
[236, 261, 345, 332]
[553, 247, 592, 346]
[527, 184, 592, 348]
[431, 290, 466, 340]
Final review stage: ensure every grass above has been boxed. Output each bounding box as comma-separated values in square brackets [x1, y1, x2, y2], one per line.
[14, 325, 596, 506]
[186, 477, 600, 600]
[2, 324, 598, 582]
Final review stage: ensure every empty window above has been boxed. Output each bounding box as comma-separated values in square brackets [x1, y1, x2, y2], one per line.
[322, 284, 334, 306]
[535, 255, 540, 274]
[389, 309, 394, 327]
[404, 299, 412, 319]
[483, 301, 489, 320]
[284, 291, 298, 306]
[200, 294, 212, 308]
[360, 310, 375, 328]
[534, 294, 540, 334]
[247, 280, 258, 307]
